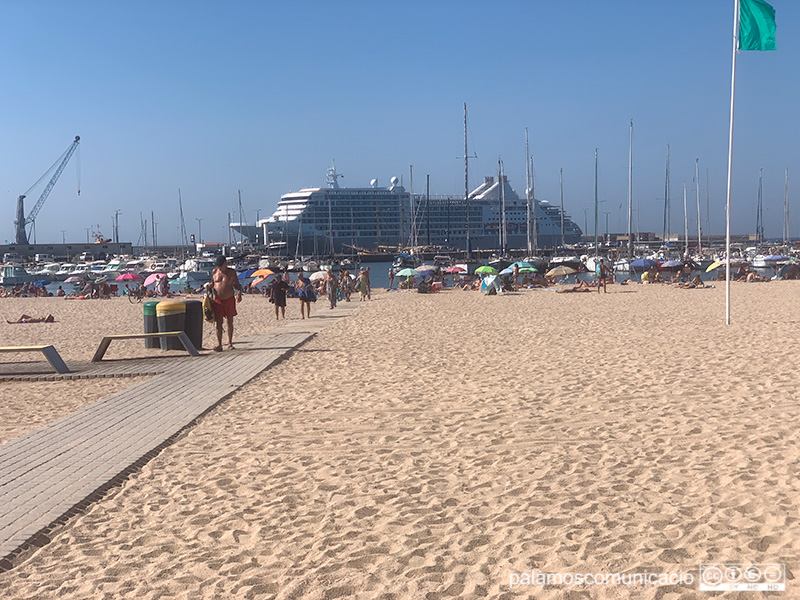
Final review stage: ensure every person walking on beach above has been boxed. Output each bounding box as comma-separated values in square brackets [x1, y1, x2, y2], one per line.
[596, 258, 612, 293]
[267, 275, 290, 320]
[358, 268, 369, 301]
[325, 269, 339, 309]
[388, 267, 395, 291]
[296, 272, 314, 319]
[211, 255, 243, 351]
[365, 266, 371, 299]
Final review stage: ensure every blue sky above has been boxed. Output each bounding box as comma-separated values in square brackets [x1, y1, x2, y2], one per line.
[1, 0, 797, 245]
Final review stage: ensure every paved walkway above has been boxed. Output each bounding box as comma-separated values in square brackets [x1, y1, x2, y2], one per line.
[0, 302, 357, 569]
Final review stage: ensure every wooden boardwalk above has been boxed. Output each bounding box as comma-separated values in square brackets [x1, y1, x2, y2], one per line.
[0, 303, 356, 569]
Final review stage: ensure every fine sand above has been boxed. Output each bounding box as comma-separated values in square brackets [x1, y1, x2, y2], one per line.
[1, 282, 799, 599]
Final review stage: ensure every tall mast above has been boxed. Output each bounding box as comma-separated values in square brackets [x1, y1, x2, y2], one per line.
[663, 145, 671, 243]
[785, 168, 790, 244]
[525, 128, 532, 255]
[683, 181, 689, 257]
[627, 120, 633, 260]
[409, 165, 416, 247]
[426, 174, 431, 246]
[696, 159, 702, 256]
[531, 155, 537, 252]
[560, 168, 565, 248]
[464, 103, 471, 256]
[594, 148, 599, 257]
[756, 168, 764, 244]
[706, 169, 711, 248]
[178, 189, 188, 259]
[498, 159, 503, 253]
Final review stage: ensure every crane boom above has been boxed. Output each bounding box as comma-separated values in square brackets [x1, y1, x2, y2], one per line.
[14, 135, 81, 245]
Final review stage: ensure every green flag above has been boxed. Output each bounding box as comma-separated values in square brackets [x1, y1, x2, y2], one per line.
[739, 0, 776, 51]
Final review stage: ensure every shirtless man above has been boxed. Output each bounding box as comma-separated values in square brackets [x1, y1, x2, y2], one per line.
[211, 255, 242, 351]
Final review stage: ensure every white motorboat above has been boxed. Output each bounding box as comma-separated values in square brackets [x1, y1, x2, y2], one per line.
[1, 264, 38, 285]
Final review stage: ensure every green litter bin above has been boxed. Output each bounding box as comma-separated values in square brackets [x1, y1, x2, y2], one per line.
[143, 301, 160, 348]
[156, 300, 186, 350]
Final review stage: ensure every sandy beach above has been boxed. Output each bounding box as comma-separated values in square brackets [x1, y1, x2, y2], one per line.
[1, 281, 799, 598]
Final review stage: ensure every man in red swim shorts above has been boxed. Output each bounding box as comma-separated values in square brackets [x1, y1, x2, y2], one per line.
[211, 255, 243, 351]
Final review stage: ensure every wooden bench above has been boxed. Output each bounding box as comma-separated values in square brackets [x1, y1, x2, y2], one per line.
[92, 331, 200, 362]
[0, 345, 70, 374]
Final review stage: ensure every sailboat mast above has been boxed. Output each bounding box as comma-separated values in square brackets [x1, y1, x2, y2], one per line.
[696, 159, 702, 256]
[594, 148, 599, 258]
[464, 103, 471, 256]
[756, 168, 764, 244]
[525, 128, 532, 255]
[560, 168, 565, 248]
[785, 168, 790, 244]
[409, 165, 416, 247]
[426, 174, 431, 246]
[627, 120, 633, 260]
[683, 181, 689, 257]
[706, 169, 711, 249]
[178, 188, 188, 259]
[530, 156, 537, 252]
[663, 145, 671, 243]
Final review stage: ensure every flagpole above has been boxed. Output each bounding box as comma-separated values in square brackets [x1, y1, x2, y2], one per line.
[724, 0, 740, 325]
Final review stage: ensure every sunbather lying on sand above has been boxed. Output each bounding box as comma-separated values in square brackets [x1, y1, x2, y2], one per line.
[678, 275, 706, 289]
[556, 281, 593, 293]
[6, 314, 56, 324]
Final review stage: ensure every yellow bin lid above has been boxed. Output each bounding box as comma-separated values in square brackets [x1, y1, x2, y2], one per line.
[156, 300, 187, 316]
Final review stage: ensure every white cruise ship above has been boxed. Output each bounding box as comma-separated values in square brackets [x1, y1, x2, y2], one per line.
[233, 166, 582, 255]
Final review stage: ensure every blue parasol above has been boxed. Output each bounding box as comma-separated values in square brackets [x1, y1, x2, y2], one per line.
[630, 258, 657, 269]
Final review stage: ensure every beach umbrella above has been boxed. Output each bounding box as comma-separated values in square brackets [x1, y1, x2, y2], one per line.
[499, 266, 514, 276]
[519, 267, 538, 273]
[238, 269, 256, 279]
[416, 265, 437, 272]
[629, 258, 657, 269]
[33, 279, 51, 287]
[474, 265, 498, 276]
[64, 276, 85, 284]
[511, 261, 535, 269]
[309, 271, 327, 281]
[115, 272, 143, 281]
[445, 265, 466, 273]
[546, 265, 577, 277]
[395, 268, 420, 277]
[143, 272, 167, 287]
[763, 255, 790, 261]
[659, 260, 683, 269]
[251, 268, 274, 278]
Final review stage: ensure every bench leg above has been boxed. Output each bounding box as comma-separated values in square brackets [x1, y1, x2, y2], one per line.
[176, 332, 199, 356]
[41, 345, 70, 373]
[92, 338, 112, 362]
